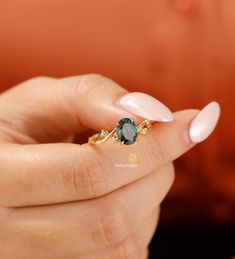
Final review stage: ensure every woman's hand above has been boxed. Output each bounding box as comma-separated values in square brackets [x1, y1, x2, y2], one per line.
[0, 75, 219, 259]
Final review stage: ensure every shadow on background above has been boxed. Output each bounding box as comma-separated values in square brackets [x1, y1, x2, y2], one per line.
[149, 222, 235, 259]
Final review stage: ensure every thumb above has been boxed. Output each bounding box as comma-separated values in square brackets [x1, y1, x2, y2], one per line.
[0, 74, 173, 142]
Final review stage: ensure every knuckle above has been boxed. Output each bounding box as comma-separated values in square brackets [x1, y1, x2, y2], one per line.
[98, 201, 131, 245]
[82, 73, 105, 82]
[70, 74, 106, 99]
[145, 132, 166, 166]
[24, 76, 53, 87]
[62, 148, 107, 199]
[115, 237, 140, 259]
[15, 76, 54, 94]
[60, 148, 81, 197]
[78, 151, 107, 198]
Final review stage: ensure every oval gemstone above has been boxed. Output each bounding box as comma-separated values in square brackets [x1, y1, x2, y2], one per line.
[116, 118, 138, 145]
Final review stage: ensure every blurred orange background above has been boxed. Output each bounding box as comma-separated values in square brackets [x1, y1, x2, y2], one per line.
[0, 0, 234, 226]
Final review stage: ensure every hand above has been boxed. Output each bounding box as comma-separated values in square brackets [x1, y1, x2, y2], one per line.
[0, 75, 203, 259]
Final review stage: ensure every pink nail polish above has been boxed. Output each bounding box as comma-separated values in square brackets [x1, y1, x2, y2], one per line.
[189, 102, 221, 143]
[118, 92, 174, 122]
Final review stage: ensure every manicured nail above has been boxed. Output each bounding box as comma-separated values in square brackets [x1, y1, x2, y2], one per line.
[117, 92, 174, 122]
[189, 102, 221, 143]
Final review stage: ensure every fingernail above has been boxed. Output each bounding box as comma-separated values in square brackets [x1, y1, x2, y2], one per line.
[117, 92, 174, 122]
[189, 102, 221, 143]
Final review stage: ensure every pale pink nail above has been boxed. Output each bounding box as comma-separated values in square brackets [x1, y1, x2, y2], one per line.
[117, 92, 174, 122]
[189, 102, 221, 143]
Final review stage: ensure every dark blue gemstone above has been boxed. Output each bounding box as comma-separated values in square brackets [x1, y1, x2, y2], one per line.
[116, 118, 138, 145]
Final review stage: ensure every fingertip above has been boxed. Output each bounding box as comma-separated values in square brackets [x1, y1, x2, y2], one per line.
[188, 102, 221, 143]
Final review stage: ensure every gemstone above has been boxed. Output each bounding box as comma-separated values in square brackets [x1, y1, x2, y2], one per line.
[116, 118, 138, 145]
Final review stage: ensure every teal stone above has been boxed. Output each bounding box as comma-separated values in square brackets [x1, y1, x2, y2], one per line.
[116, 118, 138, 145]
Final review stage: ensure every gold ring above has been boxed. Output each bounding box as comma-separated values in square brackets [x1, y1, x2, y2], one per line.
[88, 118, 152, 145]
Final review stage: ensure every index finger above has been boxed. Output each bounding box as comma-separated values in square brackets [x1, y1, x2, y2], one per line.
[0, 75, 173, 143]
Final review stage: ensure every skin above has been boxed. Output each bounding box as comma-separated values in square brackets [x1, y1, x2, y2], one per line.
[0, 75, 200, 258]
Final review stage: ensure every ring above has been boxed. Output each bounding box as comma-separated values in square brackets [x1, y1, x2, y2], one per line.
[88, 118, 152, 145]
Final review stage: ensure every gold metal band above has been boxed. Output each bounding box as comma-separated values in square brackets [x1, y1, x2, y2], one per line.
[88, 119, 152, 145]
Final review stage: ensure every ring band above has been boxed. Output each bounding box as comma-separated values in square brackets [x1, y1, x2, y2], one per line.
[88, 118, 152, 145]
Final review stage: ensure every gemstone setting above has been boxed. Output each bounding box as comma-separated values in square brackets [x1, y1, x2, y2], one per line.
[116, 118, 138, 145]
